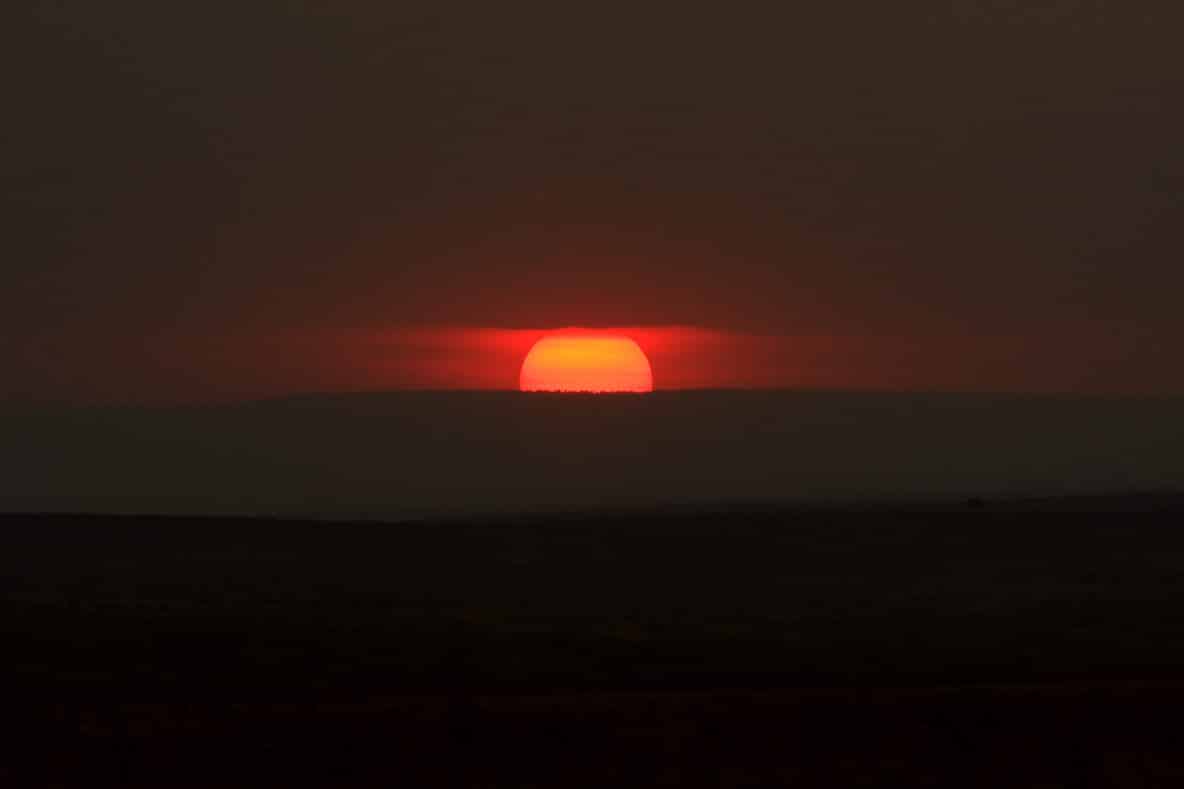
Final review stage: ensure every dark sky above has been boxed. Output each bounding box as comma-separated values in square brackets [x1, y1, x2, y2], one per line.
[4, 2, 1183, 400]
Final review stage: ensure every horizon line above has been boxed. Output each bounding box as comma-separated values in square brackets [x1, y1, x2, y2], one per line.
[5, 386, 1184, 410]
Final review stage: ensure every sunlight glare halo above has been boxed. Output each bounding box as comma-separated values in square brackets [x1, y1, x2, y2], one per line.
[519, 333, 654, 393]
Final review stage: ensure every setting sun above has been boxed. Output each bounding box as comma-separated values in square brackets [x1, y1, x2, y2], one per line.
[520, 333, 654, 392]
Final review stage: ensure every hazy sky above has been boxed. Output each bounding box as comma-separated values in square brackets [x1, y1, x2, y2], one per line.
[4, 2, 1182, 400]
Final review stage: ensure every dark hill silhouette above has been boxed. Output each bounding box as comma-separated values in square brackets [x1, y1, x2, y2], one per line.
[1, 390, 1181, 520]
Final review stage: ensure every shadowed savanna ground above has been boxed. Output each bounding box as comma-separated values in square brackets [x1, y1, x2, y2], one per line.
[3, 504, 1184, 786]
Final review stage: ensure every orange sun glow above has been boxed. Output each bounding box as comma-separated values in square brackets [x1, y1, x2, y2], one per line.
[519, 332, 654, 392]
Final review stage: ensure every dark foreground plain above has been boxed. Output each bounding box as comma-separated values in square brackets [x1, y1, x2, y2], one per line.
[4, 500, 1184, 786]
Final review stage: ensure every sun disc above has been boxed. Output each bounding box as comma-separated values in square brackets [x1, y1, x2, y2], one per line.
[519, 333, 654, 392]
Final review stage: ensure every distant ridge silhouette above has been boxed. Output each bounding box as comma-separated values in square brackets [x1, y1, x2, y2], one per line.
[2, 390, 1180, 520]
